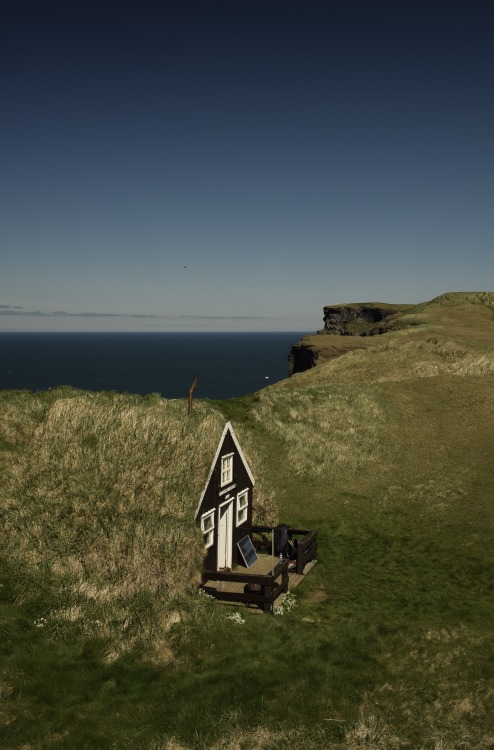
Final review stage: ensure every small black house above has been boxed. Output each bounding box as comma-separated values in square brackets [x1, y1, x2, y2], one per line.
[194, 421, 255, 571]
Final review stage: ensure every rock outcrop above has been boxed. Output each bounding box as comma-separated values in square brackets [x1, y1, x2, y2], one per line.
[288, 342, 319, 376]
[323, 304, 402, 336]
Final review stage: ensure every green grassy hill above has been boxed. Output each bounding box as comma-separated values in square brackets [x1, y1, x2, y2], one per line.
[0, 392, 276, 661]
[1, 292, 494, 749]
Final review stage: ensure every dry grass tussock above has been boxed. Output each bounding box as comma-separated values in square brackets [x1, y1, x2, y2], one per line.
[150, 723, 367, 750]
[149, 727, 308, 750]
[0, 391, 50, 457]
[0, 390, 274, 656]
[148, 707, 494, 750]
[253, 383, 387, 481]
[149, 713, 457, 750]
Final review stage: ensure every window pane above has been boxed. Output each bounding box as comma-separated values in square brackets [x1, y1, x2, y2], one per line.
[221, 455, 233, 485]
[237, 491, 248, 509]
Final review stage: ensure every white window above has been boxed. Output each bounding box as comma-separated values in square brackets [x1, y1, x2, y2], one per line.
[201, 510, 215, 548]
[220, 454, 233, 486]
[236, 490, 249, 526]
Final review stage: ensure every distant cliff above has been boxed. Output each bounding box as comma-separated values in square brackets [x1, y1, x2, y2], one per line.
[289, 302, 411, 376]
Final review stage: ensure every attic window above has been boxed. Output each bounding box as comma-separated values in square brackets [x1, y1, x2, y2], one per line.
[236, 490, 248, 526]
[220, 454, 233, 486]
[201, 510, 215, 549]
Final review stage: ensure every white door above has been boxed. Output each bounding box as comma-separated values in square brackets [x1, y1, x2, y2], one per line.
[217, 500, 233, 570]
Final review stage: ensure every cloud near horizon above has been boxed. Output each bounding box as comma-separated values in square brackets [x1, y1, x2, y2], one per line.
[0, 305, 320, 332]
[0, 306, 270, 321]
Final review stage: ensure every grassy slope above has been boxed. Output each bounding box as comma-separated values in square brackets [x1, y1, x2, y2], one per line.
[218, 292, 494, 748]
[1, 292, 494, 749]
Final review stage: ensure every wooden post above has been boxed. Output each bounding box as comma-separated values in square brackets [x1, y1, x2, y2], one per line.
[263, 584, 272, 613]
[188, 374, 198, 414]
[271, 529, 274, 577]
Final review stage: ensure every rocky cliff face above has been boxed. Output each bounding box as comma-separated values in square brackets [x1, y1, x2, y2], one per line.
[288, 342, 319, 376]
[323, 304, 401, 335]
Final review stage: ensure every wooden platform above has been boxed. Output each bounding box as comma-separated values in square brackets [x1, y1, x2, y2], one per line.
[208, 554, 279, 595]
[207, 555, 316, 599]
[201, 527, 318, 612]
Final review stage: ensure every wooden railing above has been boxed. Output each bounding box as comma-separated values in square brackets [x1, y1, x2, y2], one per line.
[243, 525, 318, 575]
[292, 528, 317, 575]
[201, 559, 289, 613]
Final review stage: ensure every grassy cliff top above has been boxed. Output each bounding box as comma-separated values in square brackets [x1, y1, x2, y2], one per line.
[1, 291, 494, 748]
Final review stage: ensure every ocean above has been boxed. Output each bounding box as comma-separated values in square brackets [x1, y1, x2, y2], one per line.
[0, 332, 305, 400]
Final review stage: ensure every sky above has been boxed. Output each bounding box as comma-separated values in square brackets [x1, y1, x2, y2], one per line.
[1, 0, 493, 332]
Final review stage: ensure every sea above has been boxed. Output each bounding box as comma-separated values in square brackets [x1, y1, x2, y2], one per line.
[0, 332, 306, 400]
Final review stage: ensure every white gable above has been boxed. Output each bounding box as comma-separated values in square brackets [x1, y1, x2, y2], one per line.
[193, 421, 255, 521]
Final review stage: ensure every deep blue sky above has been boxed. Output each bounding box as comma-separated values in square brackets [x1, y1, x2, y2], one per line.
[1, 0, 493, 331]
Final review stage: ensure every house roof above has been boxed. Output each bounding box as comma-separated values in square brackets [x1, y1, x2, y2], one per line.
[194, 421, 255, 521]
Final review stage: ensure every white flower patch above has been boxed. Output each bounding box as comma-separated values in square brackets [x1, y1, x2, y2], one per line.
[34, 617, 48, 629]
[274, 592, 298, 616]
[198, 587, 216, 600]
[227, 611, 245, 625]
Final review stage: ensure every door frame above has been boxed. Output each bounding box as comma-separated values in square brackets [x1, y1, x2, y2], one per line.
[217, 498, 234, 570]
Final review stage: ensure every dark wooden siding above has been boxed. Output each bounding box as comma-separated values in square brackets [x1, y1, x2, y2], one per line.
[197, 429, 254, 571]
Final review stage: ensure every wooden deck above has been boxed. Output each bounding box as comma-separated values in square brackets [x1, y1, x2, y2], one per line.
[204, 555, 317, 605]
[203, 555, 279, 594]
[205, 554, 281, 595]
[201, 526, 318, 612]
